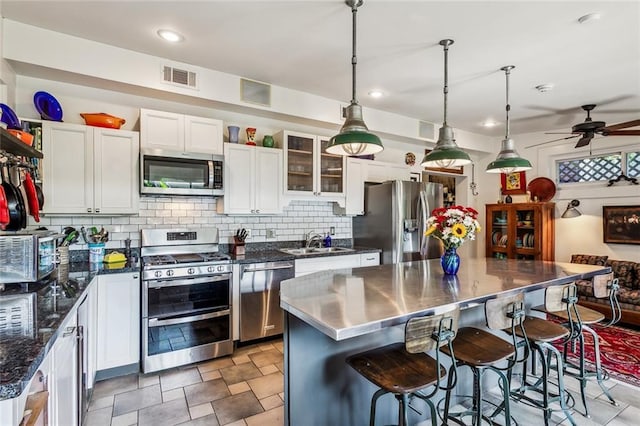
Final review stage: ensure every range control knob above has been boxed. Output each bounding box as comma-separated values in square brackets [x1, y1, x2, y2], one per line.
[187, 268, 195, 275]
[166, 270, 174, 277]
[154, 271, 162, 278]
[217, 265, 225, 272]
[207, 266, 215, 273]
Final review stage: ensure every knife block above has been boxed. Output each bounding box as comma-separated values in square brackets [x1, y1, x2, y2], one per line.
[233, 237, 245, 256]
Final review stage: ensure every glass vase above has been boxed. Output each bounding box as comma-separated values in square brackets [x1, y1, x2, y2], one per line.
[441, 247, 460, 275]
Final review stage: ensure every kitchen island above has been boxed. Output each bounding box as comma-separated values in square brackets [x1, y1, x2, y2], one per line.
[280, 258, 610, 425]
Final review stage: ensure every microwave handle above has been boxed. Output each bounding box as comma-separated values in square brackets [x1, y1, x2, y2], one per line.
[208, 161, 214, 189]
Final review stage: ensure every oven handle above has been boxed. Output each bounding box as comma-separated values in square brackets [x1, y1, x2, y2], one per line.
[146, 274, 230, 289]
[148, 309, 230, 327]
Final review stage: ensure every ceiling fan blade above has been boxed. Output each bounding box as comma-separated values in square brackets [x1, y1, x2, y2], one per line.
[602, 130, 640, 136]
[575, 135, 593, 148]
[526, 135, 579, 149]
[544, 132, 575, 135]
[602, 119, 640, 131]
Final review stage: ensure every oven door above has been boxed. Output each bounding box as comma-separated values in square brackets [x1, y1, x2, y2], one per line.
[142, 274, 233, 372]
[140, 150, 224, 196]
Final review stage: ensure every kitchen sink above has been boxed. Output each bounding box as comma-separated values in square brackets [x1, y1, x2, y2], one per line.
[279, 247, 354, 256]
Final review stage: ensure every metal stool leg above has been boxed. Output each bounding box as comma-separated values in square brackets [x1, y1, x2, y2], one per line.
[370, 389, 387, 426]
[583, 324, 617, 406]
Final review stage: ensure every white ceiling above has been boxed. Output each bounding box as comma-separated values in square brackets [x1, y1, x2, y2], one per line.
[2, 0, 639, 140]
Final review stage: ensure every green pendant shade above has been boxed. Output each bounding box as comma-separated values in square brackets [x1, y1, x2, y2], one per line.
[421, 124, 472, 168]
[420, 39, 472, 169]
[486, 66, 532, 174]
[326, 103, 383, 155]
[485, 137, 532, 173]
[327, 0, 383, 157]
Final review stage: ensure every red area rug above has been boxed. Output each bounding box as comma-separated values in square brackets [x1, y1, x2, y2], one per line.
[550, 319, 640, 388]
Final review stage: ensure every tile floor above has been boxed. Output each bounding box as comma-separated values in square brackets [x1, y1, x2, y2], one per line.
[86, 339, 284, 426]
[87, 337, 640, 426]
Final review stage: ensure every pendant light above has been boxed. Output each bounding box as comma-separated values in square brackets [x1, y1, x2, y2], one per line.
[326, 0, 383, 156]
[486, 66, 532, 173]
[421, 39, 472, 169]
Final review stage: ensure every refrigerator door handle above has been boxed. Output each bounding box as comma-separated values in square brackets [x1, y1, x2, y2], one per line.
[418, 191, 428, 256]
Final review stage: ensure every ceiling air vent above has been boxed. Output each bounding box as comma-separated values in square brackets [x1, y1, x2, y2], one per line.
[418, 120, 436, 141]
[162, 65, 198, 89]
[240, 78, 271, 107]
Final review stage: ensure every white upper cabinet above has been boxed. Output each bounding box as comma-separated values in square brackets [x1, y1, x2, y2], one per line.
[344, 157, 367, 216]
[222, 143, 282, 215]
[274, 131, 345, 201]
[365, 160, 410, 183]
[140, 108, 223, 155]
[42, 122, 139, 215]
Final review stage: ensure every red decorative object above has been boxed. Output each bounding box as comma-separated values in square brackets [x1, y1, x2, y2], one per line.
[500, 171, 527, 195]
[527, 177, 556, 202]
[551, 317, 640, 388]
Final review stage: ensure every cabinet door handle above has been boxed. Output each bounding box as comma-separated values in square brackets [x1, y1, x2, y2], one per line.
[95, 208, 100, 213]
[63, 326, 76, 337]
[256, 209, 260, 213]
[133, 275, 139, 279]
[86, 208, 92, 213]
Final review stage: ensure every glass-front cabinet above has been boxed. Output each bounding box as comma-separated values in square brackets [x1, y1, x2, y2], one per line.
[275, 131, 345, 198]
[485, 202, 555, 261]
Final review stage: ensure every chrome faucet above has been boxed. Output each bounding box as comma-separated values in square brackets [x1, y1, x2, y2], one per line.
[305, 231, 323, 248]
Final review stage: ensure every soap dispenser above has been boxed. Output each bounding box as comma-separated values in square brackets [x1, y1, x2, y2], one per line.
[323, 233, 332, 248]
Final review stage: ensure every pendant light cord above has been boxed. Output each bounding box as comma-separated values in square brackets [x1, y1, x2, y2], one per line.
[351, 1, 359, 105]
[505, 67, 511, 139]
[442, 42, 449, 125]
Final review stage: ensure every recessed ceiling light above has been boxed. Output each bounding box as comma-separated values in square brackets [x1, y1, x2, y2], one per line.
[157, 29, 184, 43]
[368, 90, 384, 98]
[578, 13, 601, 24]
[482, 120, 499, 128]
[535, 84, 554, 93]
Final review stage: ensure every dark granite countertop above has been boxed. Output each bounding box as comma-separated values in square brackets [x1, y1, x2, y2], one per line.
[0, 260, 140, 401]
[231, 246, 380, 264]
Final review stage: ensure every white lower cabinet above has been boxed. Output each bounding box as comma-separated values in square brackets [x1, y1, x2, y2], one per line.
[222, 144, 283, 214]
[51, 312, 79, 426]
[294, 252, 380, 277]
[97, 272, 140, 371]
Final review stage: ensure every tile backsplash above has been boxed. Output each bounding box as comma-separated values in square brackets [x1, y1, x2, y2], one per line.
[28, 197, 353, 250]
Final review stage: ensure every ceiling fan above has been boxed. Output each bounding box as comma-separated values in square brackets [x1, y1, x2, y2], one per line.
[535, 104, 640, 148]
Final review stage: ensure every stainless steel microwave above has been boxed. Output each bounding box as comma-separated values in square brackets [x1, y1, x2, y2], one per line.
[140, 149, 224, 196]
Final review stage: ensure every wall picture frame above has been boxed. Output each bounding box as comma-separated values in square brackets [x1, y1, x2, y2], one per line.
[423, 149, 464, 174]
[500, 171, 527, 195]
[603, 205, 640, 244]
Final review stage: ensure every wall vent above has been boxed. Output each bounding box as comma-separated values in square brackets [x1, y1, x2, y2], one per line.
[162, 65, 198, 89]
[418, 120, 436, 141]
[240, 78, 271, 107]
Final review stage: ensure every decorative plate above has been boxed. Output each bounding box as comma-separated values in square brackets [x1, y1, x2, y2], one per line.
[527, 177, 556, 202]
[405, 152, 416, 166]
[0, 103, 21, 129]
[33, 91, 64, 121]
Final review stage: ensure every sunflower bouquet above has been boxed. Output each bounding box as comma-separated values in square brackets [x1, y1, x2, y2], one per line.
[425, 206, 481, 249]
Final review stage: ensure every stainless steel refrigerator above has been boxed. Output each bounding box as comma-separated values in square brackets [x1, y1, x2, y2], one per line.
[353, 180, 444, 264]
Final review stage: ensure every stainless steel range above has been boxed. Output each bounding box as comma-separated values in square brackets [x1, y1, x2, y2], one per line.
[141, 228, 233, 373]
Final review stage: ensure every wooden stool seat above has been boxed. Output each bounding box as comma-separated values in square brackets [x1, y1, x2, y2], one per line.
[442, 327, 515, 367]
[507, 316, 569, 343]
[347, 342, 445, 393]
[533, 304, 605, 324]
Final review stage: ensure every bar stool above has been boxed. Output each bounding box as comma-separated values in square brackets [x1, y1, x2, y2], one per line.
[533, 273, 620, 417]
[506, 283, 578, 426]
[442, 293, 529, 426]
[346, 307, 460, 426]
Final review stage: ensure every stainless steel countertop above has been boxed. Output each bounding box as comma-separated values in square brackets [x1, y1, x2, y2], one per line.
[280, 258, 610, 341]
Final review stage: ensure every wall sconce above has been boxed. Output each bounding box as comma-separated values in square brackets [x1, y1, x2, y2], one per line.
[561, 200, 582, 218]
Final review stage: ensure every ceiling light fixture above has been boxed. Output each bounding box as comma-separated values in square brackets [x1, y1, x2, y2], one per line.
[482, 120, 498, 128]
[157, 29, 184, 43]
[368, 90, 384, 98]
[421, 39, 472, 169]
[578, 13, 601, 24]
[535, 84, 554, 93]
[486, 66, 532, 174]
[326, 0, 383, 156]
